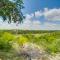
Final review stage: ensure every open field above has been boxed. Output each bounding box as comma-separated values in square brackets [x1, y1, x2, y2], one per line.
[0, 30, 60, 60]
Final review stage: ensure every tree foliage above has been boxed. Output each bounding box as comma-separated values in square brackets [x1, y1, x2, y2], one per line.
[0, 0, 24, 23]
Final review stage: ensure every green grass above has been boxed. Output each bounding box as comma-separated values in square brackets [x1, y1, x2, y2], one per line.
[0, 30, 60, 60]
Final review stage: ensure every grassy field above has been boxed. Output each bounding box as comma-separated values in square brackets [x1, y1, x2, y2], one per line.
[0, 30, 60, 60]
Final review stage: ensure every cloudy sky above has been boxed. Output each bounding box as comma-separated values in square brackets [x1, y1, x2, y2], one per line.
[0, 0, 60, 30]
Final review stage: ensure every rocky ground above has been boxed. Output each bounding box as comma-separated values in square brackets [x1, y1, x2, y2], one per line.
[13, 42, 50, 60]
[0, 42, 60, 60]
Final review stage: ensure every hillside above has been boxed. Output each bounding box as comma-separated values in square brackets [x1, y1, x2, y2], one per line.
[0, 30, 60, 60]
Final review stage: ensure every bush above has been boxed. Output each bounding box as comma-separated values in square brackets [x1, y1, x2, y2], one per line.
[0, 32, 15, 52]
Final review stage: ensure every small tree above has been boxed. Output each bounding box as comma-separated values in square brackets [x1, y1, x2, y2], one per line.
[0, 0, 24, 23]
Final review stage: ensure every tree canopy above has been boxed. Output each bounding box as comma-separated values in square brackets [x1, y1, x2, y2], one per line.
[0, 0, 24, 23]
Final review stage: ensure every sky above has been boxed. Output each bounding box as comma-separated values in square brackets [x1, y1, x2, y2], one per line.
[0, 0, 60, 30]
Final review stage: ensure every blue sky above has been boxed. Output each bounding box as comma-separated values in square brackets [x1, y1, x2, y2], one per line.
[23, 0, 60, 14]
[0, 0, 60, 30]
[22, 0, 60, 24]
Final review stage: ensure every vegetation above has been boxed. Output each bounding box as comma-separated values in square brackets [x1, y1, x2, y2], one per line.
[0, 30, 60, 60]
[0, 30, 60, 53]
[0, 0, 24, 23]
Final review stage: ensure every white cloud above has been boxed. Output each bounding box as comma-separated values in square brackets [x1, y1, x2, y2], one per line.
[21, 14, 60, 30]
[18, 15, 41, 30]
[25, 14, 34, 19]
[44, 8, 49, 12]
[43, 22, 60, 30]
[30, 20, 41, 30]
[44, 8, 60, 21]
[0, 19, 60, 30]
[34, 8, 60, 21]
[0, 8, 60, 30]
[35, 11, 43, 17]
